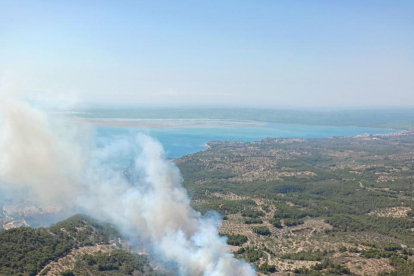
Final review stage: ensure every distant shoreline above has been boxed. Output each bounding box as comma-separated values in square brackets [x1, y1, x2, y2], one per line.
[75, 107, 414, 130]
[72, 117, 402, 159]
[77, 118, 402, 131]
[79, 118, 265, 128]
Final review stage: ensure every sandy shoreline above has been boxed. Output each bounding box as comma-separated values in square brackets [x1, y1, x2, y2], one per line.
[79, 119, 263, 128]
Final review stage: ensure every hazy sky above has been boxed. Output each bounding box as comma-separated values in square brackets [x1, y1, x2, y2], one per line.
[1, 1, 413, 107]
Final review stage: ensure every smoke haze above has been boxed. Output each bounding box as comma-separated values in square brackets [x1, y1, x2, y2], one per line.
[0, 95, 256, 276]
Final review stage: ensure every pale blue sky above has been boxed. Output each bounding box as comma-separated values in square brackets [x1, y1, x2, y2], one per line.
[1, 1, 413, 107]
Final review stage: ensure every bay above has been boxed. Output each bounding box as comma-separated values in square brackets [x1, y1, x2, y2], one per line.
[93, 119, 396, 158]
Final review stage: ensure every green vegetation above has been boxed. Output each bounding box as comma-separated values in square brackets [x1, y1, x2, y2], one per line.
[176, 132, 414, 274]
[244, 218, 263, 224]
[3, 131, 414, 275]
[284, 218, 305, 227]
[269, 218, 282, 228]
[221, 234, 248, 246]
[242, 209, 265, 218]
[191, 199, 257, 216]
[273, 202, 311, 220]
[360, 248, 395, 259]
[325, 215, 414, 242]
[252, 226, 271, 236]
[240, 246, 264, 262]
[281, 249, 328, 261]
[0, 227, 71, 276]
[258, 262, 276, 274]
[61, 271, 75, 276]
[378, 256, 414, 276]
[73, 250, 150, 275]
[180, 134, 414, 244]
[0, 215, 120, 276]
[297, 259, 352, 275]
[49, 214, 120, 245]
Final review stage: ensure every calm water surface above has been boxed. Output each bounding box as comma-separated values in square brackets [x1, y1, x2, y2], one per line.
[94, 120, 396, 158]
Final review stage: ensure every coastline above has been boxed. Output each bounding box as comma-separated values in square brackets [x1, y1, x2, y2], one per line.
[175, 130, 413, 161]
[75, 117, 402, 159]
[79, 118, 264, 128]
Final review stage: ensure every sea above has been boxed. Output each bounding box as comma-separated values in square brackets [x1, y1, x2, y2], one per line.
[93, 119, 397, 158]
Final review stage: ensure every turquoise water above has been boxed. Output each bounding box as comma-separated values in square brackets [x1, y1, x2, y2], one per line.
[95, 121, 396, 158]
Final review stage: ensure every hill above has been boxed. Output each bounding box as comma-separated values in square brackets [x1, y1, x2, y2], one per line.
[0, 215, 166, 276]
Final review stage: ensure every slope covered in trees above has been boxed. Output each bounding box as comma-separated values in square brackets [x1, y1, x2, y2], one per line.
[0, 215, 121, 276]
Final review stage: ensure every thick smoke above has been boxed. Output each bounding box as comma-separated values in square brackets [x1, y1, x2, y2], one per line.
[0, 97, 256, 276]
[0, 98, 88, 205]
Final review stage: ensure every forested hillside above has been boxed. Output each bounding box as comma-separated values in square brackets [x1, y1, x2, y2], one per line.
[0, 215, 162, 276]
[176, 131, 414, 275]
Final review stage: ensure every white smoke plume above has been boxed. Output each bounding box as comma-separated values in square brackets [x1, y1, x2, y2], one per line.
[0, 96, 256, 276]
[0, 97, 89, 205]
